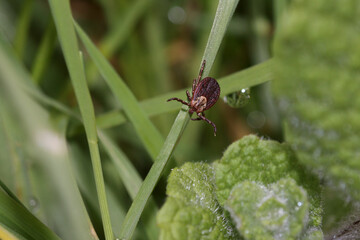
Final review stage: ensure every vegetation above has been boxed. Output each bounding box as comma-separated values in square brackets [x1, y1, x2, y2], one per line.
[0, 0, 359, 239]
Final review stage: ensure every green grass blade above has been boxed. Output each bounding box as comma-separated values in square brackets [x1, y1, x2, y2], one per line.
[0, 35, 96, 240]
[0, 182, 61, 240]
[0, 179, 23, 207]
[75, 22, 164, 162]
[118, 0, 239, 238]
[0, 97, 26, 201]
[144, 11, 171, 92]
[220, 58, 273, 95]
[31, 21, 56, 84]
[98, 131, 159, 240]
[13, 0, 33, 59]
[47, 0, 113, 239]
[97, 59, 274, 129]
[12, 76, 159, 240]
[11, 44, 158, 239]
[86, 0, 154, 83]
[18, 56, 273, 132]
[21, 81, 81, 120]
[99, 0, 153, 57]
[98, 132, 142, 199]
[274, 0, 289, 28]
[119, 106, 189, 240]
[201, 0, 240, 74]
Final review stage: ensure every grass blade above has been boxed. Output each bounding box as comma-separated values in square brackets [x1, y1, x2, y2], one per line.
[31, 21, 56, 84]
[119, 106, 189, 239]
[18, 56, 274, 132]
[96, 59, 274, 129]
[86, 0, 154, 83]
[13, 0, 33, 59]
[201, 0, 240, 73]
[98, 132, 142, 199]
[99, 0, 153, 57]
[98, 131, 159, 240]
[0, 181, 61, 240]
[75, 22, 164, 162]
[0, 36, 96, 240]
[118, 0, 240, 238]
[47, 0, 113, 239]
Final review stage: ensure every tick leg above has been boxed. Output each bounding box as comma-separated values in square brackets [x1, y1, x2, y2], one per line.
[192, 78, 197, 95]
[193, 60, 206, 93]
[191, 112, 205, 121]
[167, 98, 189, 106]
[197, 60, 206, 84]
[197, 112, 217, 136]
[186, 90, 191, 101]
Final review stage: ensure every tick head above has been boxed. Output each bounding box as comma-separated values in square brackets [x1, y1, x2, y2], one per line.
[191, 96, 207, 113]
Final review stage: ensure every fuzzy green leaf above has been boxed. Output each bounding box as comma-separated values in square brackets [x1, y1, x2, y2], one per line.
[158, 135, 323, 239]
[225, 178, 309, 240]
[157, 163, 239, 240]
[214, 135, 321, 228]
[272, 0, 360, 199]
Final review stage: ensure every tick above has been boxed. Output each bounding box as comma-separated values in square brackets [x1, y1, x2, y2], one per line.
[167, 60, 220, 136]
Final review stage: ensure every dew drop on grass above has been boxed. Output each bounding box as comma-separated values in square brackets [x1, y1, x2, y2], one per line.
[29, 196, 39, 212]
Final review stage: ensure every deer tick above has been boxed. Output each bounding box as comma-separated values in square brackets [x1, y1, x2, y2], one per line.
[167, 60, 220, 136]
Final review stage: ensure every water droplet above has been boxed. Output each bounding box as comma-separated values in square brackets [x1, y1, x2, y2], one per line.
[29, 196, 39, 212]
[223, 88, 251, 108]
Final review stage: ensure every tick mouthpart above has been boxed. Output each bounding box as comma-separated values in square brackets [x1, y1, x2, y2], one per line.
[191, 96, 207, 112]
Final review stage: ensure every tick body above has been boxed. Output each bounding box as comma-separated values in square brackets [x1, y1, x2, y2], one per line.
[167, 60, 220, 136]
